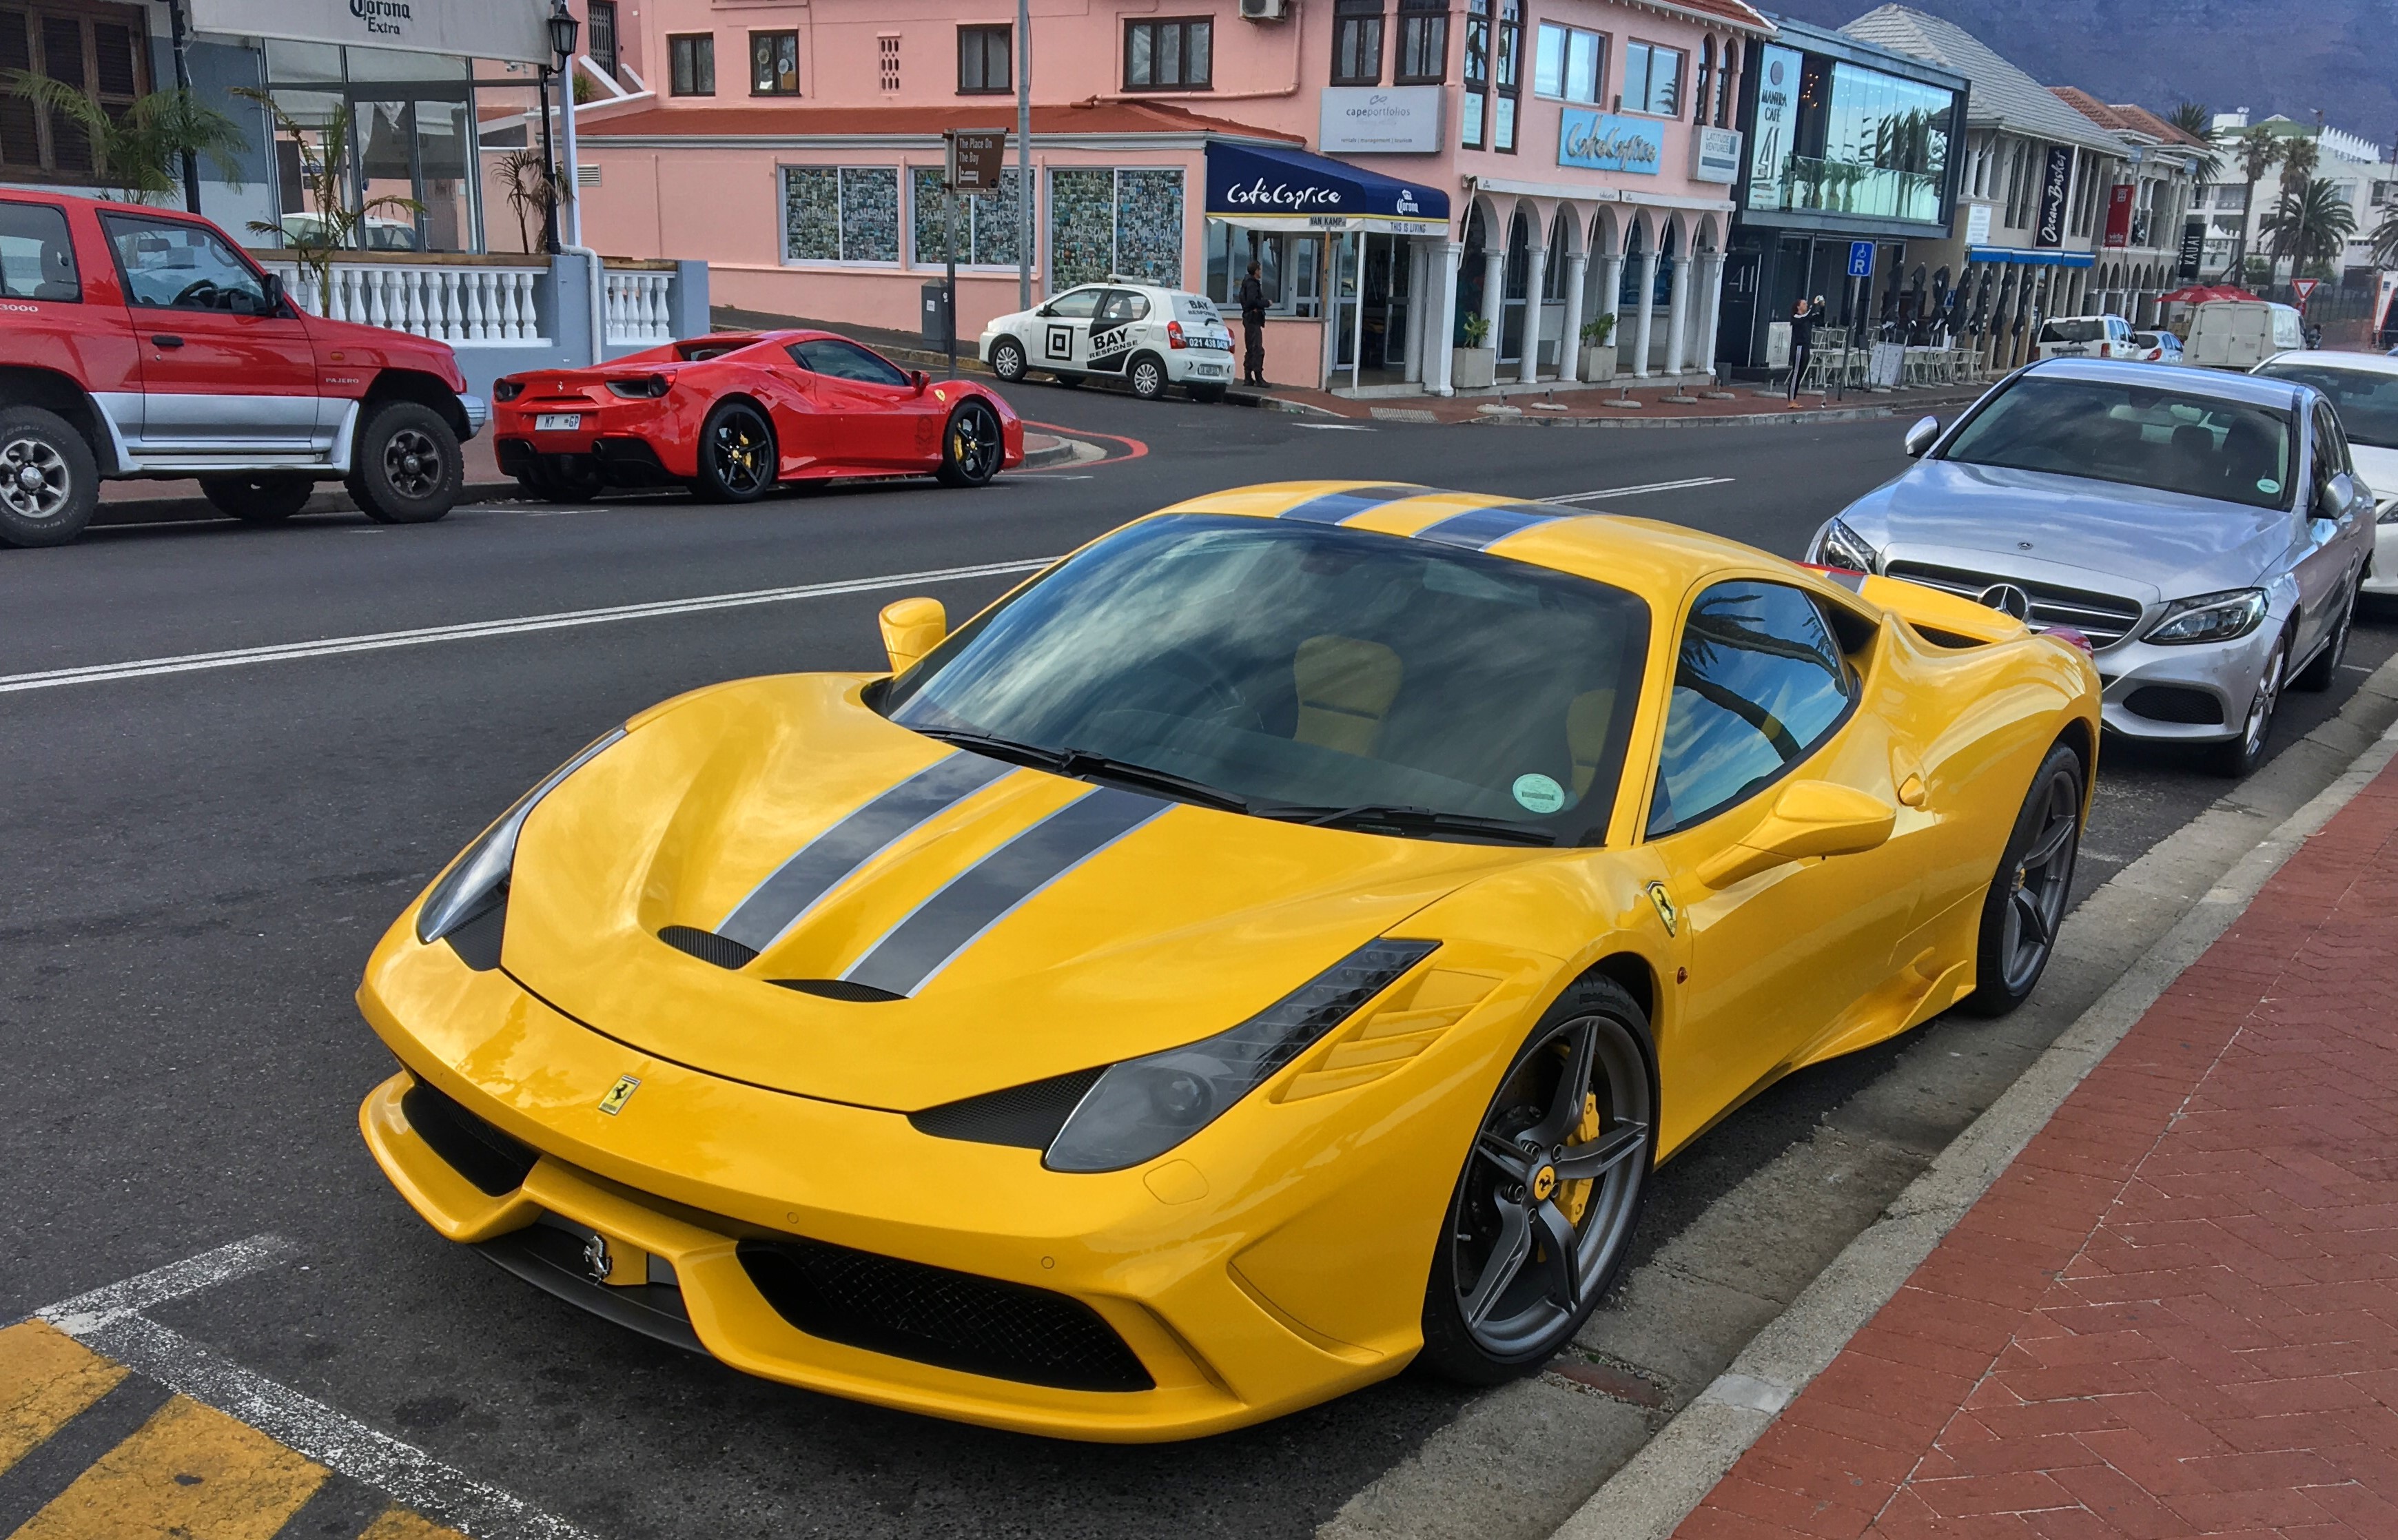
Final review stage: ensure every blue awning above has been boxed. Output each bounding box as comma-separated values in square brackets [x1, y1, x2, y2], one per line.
[1967, 247, 2095, 268]
[1205, 141, 1450, 236]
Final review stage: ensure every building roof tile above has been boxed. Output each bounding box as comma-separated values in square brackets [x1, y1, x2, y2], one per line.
[1842, 5, 2127, 156]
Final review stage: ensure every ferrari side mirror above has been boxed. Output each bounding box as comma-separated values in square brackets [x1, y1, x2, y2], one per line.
[1903, 415, 1940, 458]
[1694, 780, 1896, 889]
[910, 369, 930, 395]
[878, 597, 947, 675]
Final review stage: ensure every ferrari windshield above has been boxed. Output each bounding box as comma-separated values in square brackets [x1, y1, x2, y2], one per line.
[880, 515, 1652, 843]
[1939, 376, 2295, 510]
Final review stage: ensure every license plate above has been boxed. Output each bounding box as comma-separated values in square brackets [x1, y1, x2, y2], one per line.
[1193, 363, 1227, 376]
[534, 413, 584, 432]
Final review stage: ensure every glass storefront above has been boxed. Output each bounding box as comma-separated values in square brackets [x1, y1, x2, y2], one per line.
[260, 43, 493, 254]
[1747, 58, 1954, 224]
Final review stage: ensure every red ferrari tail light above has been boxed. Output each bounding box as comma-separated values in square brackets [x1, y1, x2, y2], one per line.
[1167, 320, 1188, 350]
[606, 373, 673, 399]
[493, 379, 524, 402]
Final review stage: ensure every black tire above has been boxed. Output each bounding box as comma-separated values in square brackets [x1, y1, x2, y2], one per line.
[0, 404, 99, 548]
[2208, 629, 2288, 779]
[693, 400, 775, 503]
[1189, 383, 1227, 404]
[1127, 352, 1168, 402]
[2290, 582, 2357, 692]
[345, 400, 461, 524]
[1959, 741, 2085, 1018]
[200, 474, 315, 523]
[934, 399, 1005, 489]
[989, 337, 1027, 383]
[1418, 976, 1656, 1385]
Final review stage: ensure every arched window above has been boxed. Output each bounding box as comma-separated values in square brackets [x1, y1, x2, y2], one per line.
[1714, 39, 1735, 127]
[1694, 39, 1714, 125]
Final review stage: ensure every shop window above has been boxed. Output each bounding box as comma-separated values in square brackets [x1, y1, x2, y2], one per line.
[0, 1, 146, 183]
[587, 1, 618, 82]
[1490, 0, 1519, 152]
[1204, 223, 1322, 317]
[668, 34, 715, 96]
[1124, 19, 1211, 91]
[910, 165, 1024, 267]
[959, 25, 1011, 94]
[1395, 0, 1447, 85]
[878, 35, 900, 93]
[1532, 21, 1603, 105]
[782, 166, 900, 264]
[1332, 0, 1382, 86]
[1694, 39, 1712, 124]
[1622, 41, 1681, 116]
[1050, 166, 1183, 288]
[1461, 0, 1488, 148]
[751, 30, 799, 96]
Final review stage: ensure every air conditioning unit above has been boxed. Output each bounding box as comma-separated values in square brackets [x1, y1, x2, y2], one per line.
[1240, 0, 1288, 22]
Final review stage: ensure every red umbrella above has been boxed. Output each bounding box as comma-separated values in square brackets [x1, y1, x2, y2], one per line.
[2159, 283, 2262, 304]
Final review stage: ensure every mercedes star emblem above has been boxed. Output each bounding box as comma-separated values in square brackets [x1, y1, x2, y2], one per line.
[1978, 582, 2033, 621]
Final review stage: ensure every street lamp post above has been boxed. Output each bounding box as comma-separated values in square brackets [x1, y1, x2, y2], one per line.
[1016, 0, 1032, 312]
[536, 65, 562, 254]
[549, 1, 584, 250]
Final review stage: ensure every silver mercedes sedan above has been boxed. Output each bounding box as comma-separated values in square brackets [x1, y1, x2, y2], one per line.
[1812, 358, 2373, 777]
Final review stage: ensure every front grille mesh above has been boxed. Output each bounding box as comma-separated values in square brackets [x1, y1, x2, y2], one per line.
[659, 925, 758, 969]
[738, 1236, 1154, 1391]
[1884, 561, 2145, 648]
[402, 1078, 538, 1196]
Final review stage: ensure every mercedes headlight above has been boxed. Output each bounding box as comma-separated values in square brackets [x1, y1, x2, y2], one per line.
[1812, 517, 1882, 574]
[1044, 939, 1438, 1173]
[2144, 589, 2268, 646]
[415, 727, 626, 945]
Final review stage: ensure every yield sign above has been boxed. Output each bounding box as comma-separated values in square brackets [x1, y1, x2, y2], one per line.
[2293, 278, 2321, 305]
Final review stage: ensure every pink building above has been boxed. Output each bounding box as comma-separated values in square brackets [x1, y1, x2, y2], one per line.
[565, 0, 1769, 395]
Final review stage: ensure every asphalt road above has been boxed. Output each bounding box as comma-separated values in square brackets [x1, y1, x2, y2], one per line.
[5, 384, 2391, 1540]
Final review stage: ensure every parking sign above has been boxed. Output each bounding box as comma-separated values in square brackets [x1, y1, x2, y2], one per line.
[1847, 241, 1874, 279]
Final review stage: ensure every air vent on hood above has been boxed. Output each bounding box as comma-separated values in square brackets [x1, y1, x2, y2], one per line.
[659, 925, 758, 970]
[910, 1067, 1107, 1149]
[772, 978, 906, 1003]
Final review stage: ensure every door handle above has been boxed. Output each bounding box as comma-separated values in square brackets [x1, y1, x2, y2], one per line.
[150, 334, 185, 348]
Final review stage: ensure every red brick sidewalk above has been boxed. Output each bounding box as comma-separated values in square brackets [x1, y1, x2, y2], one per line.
[1677, 756, 2398, 1539]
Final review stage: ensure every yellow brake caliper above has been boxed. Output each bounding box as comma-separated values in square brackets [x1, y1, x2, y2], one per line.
[1557, 1093, 1602, 1225]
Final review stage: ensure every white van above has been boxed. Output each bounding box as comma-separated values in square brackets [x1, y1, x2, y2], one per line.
[2185, 301, 2304, 370]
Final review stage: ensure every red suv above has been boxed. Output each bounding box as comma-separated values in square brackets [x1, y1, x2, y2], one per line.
[0, 191, 485, 548]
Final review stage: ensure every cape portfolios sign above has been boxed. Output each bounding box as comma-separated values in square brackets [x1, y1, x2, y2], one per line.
[189, 0, 550, 63]
[1320, 87, 1443, 154]
[1557, 110, 1661, 174]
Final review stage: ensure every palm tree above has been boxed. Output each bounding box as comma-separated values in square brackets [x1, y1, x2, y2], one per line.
[2278, 134, 2319, 197]
[232, 89, 421, 310]
[2169, 101, 2222, 187]
[2228, 127, 2284, 278]
[2261, 178, 2357, 280]
[493, 148, 554, 254]
[1, 72, 245, 203]
[2370, 203, 2398, 268]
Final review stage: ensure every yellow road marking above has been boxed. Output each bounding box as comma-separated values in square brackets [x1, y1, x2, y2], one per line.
[11, 1393, 327, 1540]
[358, 1510, 473, 1540]
[0, 1322, 127, 1477]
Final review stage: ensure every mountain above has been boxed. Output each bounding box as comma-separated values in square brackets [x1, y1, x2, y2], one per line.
[1768, 0, 2393, 155]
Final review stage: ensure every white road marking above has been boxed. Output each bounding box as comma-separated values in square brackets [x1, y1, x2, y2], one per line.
[1543, 475, 1736, 504]
[1293, 422, 1375, 431]
[0, 557, 1056, 697]
[35, 1235, 596, 1540]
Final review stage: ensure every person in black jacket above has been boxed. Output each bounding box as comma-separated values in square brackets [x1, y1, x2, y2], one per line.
[1239, 262, 1269, 387]
[1786, 295, 1822, 402]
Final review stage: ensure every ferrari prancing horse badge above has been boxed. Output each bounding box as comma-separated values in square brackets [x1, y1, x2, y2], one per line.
[598, 1075, 640, 1116]
[1645, 881, 1678, 937]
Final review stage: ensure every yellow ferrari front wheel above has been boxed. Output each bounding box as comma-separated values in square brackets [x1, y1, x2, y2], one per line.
[1419, 977, 1656, 1383]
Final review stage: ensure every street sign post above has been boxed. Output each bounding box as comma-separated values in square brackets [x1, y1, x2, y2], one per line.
[940, 131, 1011, 379]
[2292, 278, 2320, 308]
[1847, 241, 1874, 279]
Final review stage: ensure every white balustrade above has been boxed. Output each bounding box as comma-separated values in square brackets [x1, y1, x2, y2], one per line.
[260, 258, 555, 347]
[604, 268, 673, 346]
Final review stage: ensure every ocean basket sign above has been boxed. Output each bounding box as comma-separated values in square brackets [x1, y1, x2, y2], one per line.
[1557, 111, 1663, 174]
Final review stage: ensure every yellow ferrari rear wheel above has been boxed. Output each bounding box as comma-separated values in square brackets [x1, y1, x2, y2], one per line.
[1419, 976, 1655, 1384]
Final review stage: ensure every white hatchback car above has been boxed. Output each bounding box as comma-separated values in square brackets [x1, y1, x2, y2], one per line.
[981, 282, 1238, 402]
[2256, 349, 2398, 597]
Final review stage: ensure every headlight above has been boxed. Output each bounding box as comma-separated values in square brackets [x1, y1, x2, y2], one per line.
[415, 727, 626, 944]
[1044, 938, 1438, 1172]
[2144, 589, 2268, 646]
[1812, 517, 1881, 574]
[606, 373, 672, 399]
[492, 379, 524, 402]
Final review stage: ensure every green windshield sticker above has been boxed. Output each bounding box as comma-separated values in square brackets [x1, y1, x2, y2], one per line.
[1513, 773, 1566, 814]
[2258, 479, 2280, 494]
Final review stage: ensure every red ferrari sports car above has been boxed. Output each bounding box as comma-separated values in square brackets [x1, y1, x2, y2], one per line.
[491, 329, 1024, 501]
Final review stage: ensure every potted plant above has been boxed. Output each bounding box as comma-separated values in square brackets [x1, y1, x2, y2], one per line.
[1580, 314, 1619, 381]
[1453, 312, 1497, 390]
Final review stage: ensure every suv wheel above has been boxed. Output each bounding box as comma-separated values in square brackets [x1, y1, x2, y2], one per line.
[201, 474, 315, 524]
[0, 405, 98, 548]
[347, 401, 462, 524]
[989, 337, 1027, 382]
[1127, 353, 1167, 401]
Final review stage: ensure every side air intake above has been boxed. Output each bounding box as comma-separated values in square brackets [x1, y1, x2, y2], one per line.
[658, 925, 758, 969]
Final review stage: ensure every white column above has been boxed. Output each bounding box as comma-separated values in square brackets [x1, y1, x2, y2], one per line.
[1480, 243, 1506, 349]
[1518, 241, 1547, 384]
[1632, 247, 1659, 378]
[1404, 241, 1429, 384]
[1663, 247, 1693, 376]
[1430, 240, 1462, 396]
[1557, 251, 1589, 384]
[1599, 254, 1623, 371]
[1698, 254, 1725, 378]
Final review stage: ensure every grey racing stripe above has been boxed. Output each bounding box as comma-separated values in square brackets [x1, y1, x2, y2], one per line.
[1815, 566, 1867, 593]
[1277, 484, 1430, 524]
[716, 751, 1016, 953]
[841, 786, 1169, 997]
[1411, 502, 1575, 551]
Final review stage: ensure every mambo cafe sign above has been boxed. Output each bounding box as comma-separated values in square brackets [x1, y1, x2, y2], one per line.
[1557, 111, 1663, 174]
[1203, 142, 1450, 236]
[189, 0, 551, 64]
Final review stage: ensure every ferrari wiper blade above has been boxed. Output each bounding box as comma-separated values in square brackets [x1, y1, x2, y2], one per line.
[912, 728, 1250, 814]
[1257, 803, 1558, 846]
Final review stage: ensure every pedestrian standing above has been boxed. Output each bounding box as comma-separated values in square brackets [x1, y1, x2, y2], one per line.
[1239, 262, 1269, 387]
[1786, 295, 1820, 403]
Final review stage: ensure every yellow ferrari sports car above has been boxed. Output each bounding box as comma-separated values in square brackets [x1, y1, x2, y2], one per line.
[358, 481, 2100, 1440]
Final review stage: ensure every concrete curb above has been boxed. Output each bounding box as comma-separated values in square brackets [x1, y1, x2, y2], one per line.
[1549, 655, 2398, 1540]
